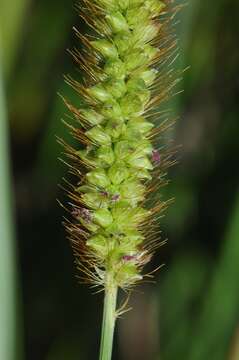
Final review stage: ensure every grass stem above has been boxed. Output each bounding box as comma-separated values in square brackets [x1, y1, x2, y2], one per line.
[99, 278, 118, 360]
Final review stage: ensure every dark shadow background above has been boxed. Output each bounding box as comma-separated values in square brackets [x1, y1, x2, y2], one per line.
[1, 0, 239, 359]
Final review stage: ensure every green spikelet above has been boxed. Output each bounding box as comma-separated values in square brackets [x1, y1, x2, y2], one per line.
[60, 0, 180, 357]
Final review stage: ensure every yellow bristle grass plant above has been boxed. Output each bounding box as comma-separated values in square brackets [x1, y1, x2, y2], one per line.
[58, 0, 181, 358]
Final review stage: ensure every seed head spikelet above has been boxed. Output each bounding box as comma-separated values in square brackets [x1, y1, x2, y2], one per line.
[59, 1, 180, 354]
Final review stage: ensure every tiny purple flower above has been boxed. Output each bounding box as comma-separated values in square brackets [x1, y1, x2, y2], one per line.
[100, 191, 109, 197]
[71, 208, 81, 217]
[122, 254, 137, 262]
[80, 208, 92, 223]
[72, 207, 92, 223]
[111, 194, 120, 202]
[152, 149, 161, 164]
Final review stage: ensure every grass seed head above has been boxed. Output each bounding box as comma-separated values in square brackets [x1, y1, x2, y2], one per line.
[60, 0, 179, 290]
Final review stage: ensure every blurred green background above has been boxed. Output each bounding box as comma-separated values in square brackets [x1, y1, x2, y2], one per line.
[0, 0, 239, 359]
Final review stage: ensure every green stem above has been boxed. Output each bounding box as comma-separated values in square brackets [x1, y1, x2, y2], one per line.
[99, 278, 118, 360]
[0, 44, 23, 359]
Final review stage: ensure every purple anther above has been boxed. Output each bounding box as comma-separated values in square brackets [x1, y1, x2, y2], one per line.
[152, 149, 161, 164]
[72, 207, 91, 223]
[100, 191, 109, 197]
[80, 208, 92, 223]
[111, 194, 120, 202]
[71, 208, 81, 217]
[122, 255, 137, 262]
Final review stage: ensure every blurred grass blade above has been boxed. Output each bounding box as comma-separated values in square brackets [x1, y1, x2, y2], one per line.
[0, 0, 30, 77]
[0, 46, 23, 360]
[189, 191, 239, 360]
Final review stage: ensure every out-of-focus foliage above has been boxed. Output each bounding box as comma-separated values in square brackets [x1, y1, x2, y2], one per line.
[0, 0, 29, 77]
[0, 0, 239, 359]
[0, 52, 23, 359]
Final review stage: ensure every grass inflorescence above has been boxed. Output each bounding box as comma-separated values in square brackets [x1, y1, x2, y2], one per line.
[59, 0, 181, 357]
